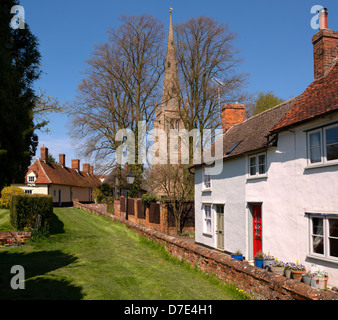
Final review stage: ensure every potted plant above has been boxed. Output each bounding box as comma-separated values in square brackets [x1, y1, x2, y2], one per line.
[302, 271, 312, 286]
[270, 258, 285, 276]
[291, 261, 306, 282]
[254, 251, 264, 268]
[313, 269, 328, 290]
[263, 252, 274, 270]
[284, 262, 293, 279]
[231, 250, 243, 261]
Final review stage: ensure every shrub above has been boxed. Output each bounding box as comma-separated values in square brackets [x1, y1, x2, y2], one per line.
[10, 194, 53, 231]
[141, 193, 158, 207]
[0, 186, 25, 209]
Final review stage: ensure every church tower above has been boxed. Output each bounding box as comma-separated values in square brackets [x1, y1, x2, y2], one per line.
[154, 8, 184, 163]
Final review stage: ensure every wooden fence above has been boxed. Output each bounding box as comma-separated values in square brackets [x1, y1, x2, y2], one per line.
[115, 197, 194, 235]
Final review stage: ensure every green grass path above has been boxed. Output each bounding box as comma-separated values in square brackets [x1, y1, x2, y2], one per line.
[0, 207, 249, 300]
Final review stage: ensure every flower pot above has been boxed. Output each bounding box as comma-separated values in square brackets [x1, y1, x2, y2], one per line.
[313, 277, 328, 290]
[254, 258, 263, 268]
[291, 270, 304, 282]
[285, 269, 292, 279]
[271, 266, 285, 276]
[231, 254, 243, 261]
[263, 259, 274, 270]
[302, 274, 312, 286]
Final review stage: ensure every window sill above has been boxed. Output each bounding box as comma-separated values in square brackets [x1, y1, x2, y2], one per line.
[247, 174, 268, 181]
[306, 254, 338, 265]
[202, 188, 212, 193]
[305, 161, 338, 170]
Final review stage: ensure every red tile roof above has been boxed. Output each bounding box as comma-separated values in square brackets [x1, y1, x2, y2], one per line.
[26, 159, 101, 188]
[271, 60, 338, 132]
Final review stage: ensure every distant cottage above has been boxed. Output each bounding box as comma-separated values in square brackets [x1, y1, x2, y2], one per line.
[13, 146, 101, 206]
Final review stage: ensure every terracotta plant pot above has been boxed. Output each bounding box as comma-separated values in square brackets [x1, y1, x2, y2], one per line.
[291, 270, 304, 281]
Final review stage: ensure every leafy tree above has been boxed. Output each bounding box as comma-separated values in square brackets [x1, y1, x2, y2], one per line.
[0, 0, 41, 189]
[249, 91, 285, 117]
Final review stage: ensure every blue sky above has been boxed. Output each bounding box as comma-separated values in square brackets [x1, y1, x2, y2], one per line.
[19, 0, 338, 170]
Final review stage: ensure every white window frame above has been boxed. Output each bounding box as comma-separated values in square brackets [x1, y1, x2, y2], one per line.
[24, 189, 32, 194]
[202, 167, 211, 191]
[308, 214, 338, 263]
[324, 124, 338, 164]
[203, 204, 212, 235]
[248, 153, 267, 178]
[28, 175, 35, 183]
[307, 124, 338, 166]
[307, 128, 323, 165]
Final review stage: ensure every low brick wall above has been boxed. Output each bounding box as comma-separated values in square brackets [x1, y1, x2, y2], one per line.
[0, 231, 32, 245]
[73, 201, 338, 300]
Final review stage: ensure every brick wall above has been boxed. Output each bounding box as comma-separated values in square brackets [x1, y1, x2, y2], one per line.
[0, 231, 31, 245]
[73, 200, 337, 300]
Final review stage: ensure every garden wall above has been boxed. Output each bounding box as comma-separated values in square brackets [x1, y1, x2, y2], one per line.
[73, 201, 338, 300]
[114, 197, 194, 235]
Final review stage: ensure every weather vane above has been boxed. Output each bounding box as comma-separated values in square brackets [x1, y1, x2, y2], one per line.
[170, 8, 173, 13]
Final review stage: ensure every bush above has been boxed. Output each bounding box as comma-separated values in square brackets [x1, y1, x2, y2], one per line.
[10, 194, 53, 231]
[141, 193, 158, 207]
[0, 186, 25, 209]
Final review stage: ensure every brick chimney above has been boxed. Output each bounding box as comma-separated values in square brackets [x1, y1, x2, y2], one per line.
[59, 154, 65, 167]
[312, 8, 338, 79]
[40, 145, 48, 163]
[83, 163, 90, 173]
[222, 103, 245, 133]
[89, 165, 94, 175]
[71, 159, 80, 171]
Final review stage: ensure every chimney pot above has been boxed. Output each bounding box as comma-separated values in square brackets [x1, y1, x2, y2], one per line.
[40, 146, 48, 163]
[71, 159, 80, 171]
[318, 8, 328, 30]
[59, 154, 65, 167]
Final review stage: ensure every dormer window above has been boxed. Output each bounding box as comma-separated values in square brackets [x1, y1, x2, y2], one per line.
[28, 176, 35, 183]
[27, 172, 36, 184]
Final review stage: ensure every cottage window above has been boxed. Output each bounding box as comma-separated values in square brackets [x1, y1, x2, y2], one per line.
[28, 176, 35, 183]
[248, 153, 266, 177]
[204, 204, 212, 234]
[203, 167, 211, 190]
[307, 124, 338, 165]
[308, 214, 338, 261]
[24, 190, 32, 194]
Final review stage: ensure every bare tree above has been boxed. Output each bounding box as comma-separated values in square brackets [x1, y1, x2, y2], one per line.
[33, 89, 66, 133]
[68, 14, 166, 197]
[174, 16, 250, 149]
[150, 164, 194, 235]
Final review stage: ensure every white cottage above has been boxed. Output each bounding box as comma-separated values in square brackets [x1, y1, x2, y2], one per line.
[192, 9, 338, 288]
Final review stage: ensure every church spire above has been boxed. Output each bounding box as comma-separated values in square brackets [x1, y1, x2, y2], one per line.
[161, 8, 180, 111]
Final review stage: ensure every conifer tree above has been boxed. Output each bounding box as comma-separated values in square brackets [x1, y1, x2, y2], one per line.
[0, 0, 41, 189]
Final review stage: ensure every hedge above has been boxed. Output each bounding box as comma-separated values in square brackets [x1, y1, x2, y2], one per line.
[0, 186, 25, 209]
[10, 194, 53, 231]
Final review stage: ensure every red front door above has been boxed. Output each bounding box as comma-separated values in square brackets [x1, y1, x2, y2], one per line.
[252, 205, 262, 257]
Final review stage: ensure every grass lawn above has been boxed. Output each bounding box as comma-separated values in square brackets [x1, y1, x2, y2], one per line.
[0, 207, 250, 300]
